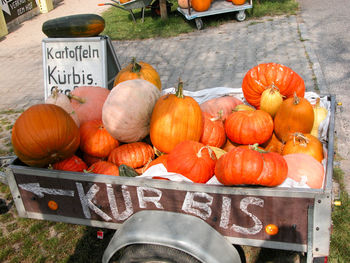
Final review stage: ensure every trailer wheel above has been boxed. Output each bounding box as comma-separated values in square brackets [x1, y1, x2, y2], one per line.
[195, 18, 203, 30]
[236, 10, 246, 22]
[114, 244, 201, 263]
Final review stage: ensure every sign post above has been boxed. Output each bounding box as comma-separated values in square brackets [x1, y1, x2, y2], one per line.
[42, 35, 121, 99]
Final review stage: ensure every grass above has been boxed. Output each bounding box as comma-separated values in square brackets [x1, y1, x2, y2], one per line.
[329, 168, 350, 263]
[101, 0, 299, 40]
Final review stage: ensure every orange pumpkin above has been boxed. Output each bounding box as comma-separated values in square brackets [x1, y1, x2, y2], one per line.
[150, 80, 203, 153]
[200, 112, 226, 148]
[222, 139, 237, 152]
[261, 133, 284, 154]
[225, 110, 274, 145]
[191, 0, 211, 12]
[12, 104, 80, 167]
[274, 93, 314, 142]
[87, 161, 119, 176]
[242, 63, 305, 109]
[108, 142, 154, 169]
[113, 57, 161, 90]
[79, 119, 119, 158]
[167, 141, 217, 183]
[143, 154, 168, 172]
[282, 133, 324, 162]
[52, 155, 87, 172]
[215, 145, 288, 186]
[232, 0, 245, 5]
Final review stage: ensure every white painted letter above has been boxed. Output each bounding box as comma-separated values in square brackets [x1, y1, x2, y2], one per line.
[231, 197, 264, 235]
[76, 183, 112, 221]
[137, 187, 164, 209]
[182, 192, 213, 220]
[220, 196, 231, 229]
[107, 184, 133, 221]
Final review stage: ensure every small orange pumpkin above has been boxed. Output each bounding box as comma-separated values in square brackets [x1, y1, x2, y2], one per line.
[167, 141, 217, 183]
[274, 93, 314, 142]
[191, 0, 211, 12]
[200, 112, 226, 148]
[79, 119, 119, 158]
[87, 161, 119, 176]
[282, 133, 324, 162]
[108, 142, 155, 169]
[113, 57, 161, 90]
[52, 155, 88, 172]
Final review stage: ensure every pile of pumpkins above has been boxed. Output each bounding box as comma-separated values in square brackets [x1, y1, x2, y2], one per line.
[178, 0, 246, 12]
[11, 60, 328, 189]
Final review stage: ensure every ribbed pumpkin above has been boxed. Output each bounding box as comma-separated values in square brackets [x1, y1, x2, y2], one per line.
[215, 145, 288, 187]
[113, 58, 161, 91]
[108, 142, 155, 169]
[191, 0, 211, 12]
[87, 161, 119, 176]
[274, 93, 314, 142]
[242, 63, 305, 109]
[200, 112, 226, 148]
[225, 110, 273, 145]
[284, 153, 324, 189]
[143, 154, 168, 172]
[102, 79, 161, 143]
[12, 104, 80, 167]
[200, 96, 243, 121]
[150, 80, 203, 153]
[167, 141, 217, 183]
[79, 120, 119, 158]
[261, 133, 284, 154]
[69, 86, 110, 125]
[282, 133, 324, 162]
[52, 155, 87, 172]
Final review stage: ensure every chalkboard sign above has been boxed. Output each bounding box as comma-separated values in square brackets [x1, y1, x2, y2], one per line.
[42, 35, 121, 99]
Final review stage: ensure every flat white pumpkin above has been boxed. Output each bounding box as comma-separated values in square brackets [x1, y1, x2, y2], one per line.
[102, 79, 161, 143]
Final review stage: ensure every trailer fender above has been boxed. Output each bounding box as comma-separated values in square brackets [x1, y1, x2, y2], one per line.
[102, 210, 242, 263]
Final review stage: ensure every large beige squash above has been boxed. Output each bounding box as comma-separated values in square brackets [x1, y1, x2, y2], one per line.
[102, 79, 161, 143]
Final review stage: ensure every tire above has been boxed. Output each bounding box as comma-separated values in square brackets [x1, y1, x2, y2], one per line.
[113, 244, 202, 263]
[195, 18, 203, 30]
[236, 10, 246, 22]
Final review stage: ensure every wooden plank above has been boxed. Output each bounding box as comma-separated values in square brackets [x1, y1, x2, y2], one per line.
[14, 172, 313, 245]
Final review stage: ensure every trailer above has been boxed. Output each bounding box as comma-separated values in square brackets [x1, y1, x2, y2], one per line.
[2, 87, 336, 263]
[177, 0, 253, 30]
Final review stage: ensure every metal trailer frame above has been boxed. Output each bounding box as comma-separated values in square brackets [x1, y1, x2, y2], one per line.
[177, 0, 253, 30]
[4, 93, 336, 263]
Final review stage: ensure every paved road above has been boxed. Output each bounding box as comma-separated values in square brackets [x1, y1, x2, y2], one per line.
[297, 0, 350, 193]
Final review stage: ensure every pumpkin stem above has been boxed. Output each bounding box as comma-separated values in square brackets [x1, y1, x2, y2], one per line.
[68, 93, 86, 104]
[249, 143, 268, 153]
[293, 132, 309, 146]
[197, 146, 216, 160]
[293, 92, 300, 105]
[210, 110, 223, 122]
[176, 78, 184, 99]
[131, 57, 142, 73]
